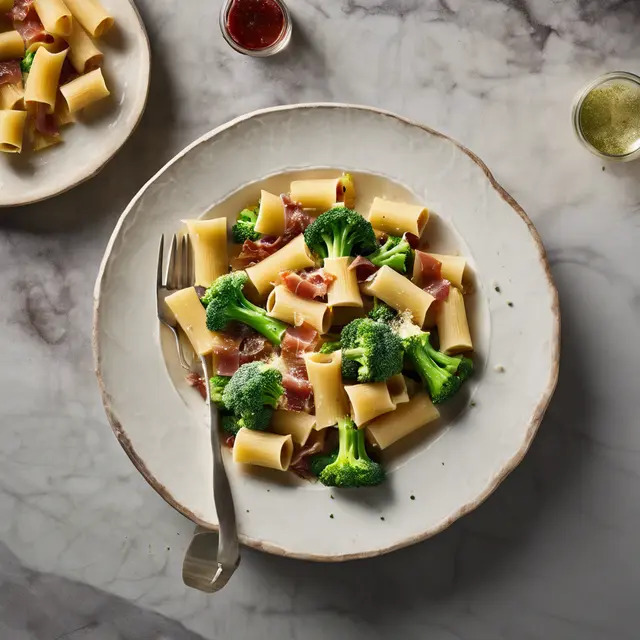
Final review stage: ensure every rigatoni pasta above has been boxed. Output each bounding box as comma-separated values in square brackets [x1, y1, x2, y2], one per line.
[368, 197, 429, 237]
[64, 0, 114, 37]
[233, 429, 293, 471]
[345, 382, 396, 427]
[164, 287, 220, 356]
[34, 0, 73, 36]
[60, 67, 110, 112]
[24, 48, 68, 112]
[361, 265, 435, 326]
[0, 31, 25, 62]
[324, 257, 362, 308]
[366, 392, 440, 450]
[184, 218, 228, 288]
[0, 110, 27, 153]
[290, 174, 355, 210]
[267, 285, 332, 334]
[0, 82, 24, 110]
[271, 410, 315, 445]
[66, 18, 103, 73]
[254, 190, 285, 236]
[386, 374, 409, 405]
[304, 351, 349, 429]
[437, 287, 473, 354]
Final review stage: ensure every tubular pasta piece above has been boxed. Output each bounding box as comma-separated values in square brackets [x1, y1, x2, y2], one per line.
[233, 428, 293, 471]
[246, 234, 315, 296]
[324, 256, 362, 308]
[271, 410, 315, 446]
[60, 67, 109, 113]
[0, 81, 24, 110]
[266, 285, 332, 334]
[413, 252, 467, 290]
[386, 374, 409, 405]
[184, 217, 228, 288]
[368, 198, 429, 237]
[63, 0, 113, 37]
[164, 287, 220, 356]
[0, 31, 25, 61]
[24, 47, 68, 113]
[437, 287, 473, 355]
[290, 174, 355, 211]
[254, 190, 285, 236]
[345, 382, 396, 427]
[366, 392, 439, 450]
[361, 265, 434, 326]
[66, 17, 103, 73]
[34, 0, 72, 36]
[0, 110, 27, 153]
[303, 351, 349, 429]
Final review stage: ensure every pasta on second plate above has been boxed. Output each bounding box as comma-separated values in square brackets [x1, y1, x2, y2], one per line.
[165, 173, 476, 487]
[0, 0, 113, 154]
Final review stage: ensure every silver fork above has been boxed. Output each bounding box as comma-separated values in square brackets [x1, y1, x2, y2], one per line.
[157, 234, 240, 593]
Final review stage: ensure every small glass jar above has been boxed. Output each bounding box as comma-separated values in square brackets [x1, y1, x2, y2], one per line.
[572, 71, 640, 162]
[219, 0, 292, 58]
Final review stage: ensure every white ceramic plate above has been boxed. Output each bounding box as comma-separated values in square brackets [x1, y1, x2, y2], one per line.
[94, 104, 560, 561]
[0, 0, 150, 207]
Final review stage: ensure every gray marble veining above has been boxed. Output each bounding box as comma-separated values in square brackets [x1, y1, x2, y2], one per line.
[1, 0, 640, 638]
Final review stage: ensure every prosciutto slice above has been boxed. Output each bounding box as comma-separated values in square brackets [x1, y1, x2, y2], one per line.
[0, 61, 21, 86]
[348, 256, 378, 283]
[282, 373, 313, 412]
[280, 268, 335, 300]
[414, 250, 451, 301]
[34, 103, 59, 136]
[13, 9, 51, 48]
[9, 0, 35, 21]
[280, 324, 318, 410]
[281, 194, 312, 239]
[212, 334, 241, 377]
[238, 334, 272, 366]
[185, 372, 207, 400]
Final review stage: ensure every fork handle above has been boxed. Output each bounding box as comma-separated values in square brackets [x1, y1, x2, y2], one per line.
[201, 356, 240, 572]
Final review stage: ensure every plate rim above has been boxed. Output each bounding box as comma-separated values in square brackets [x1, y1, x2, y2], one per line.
[92, 103, 561, 562]
[0, 0, 151, 208]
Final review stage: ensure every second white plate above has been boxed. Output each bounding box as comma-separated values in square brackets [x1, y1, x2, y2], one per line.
[0, 0, 150, 207]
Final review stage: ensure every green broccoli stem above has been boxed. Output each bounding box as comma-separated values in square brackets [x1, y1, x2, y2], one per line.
[336, 416, 352, 465]
[227, 306, 287, 345]
[407, 342, 449, 395]
[424, 339, 461, 374]
[342, 347, 365, 361]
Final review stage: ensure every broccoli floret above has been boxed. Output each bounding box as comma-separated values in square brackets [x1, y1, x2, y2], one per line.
[319, 417, 385, 488]
[221, 413, 241, 435]
[340, 318, 404, 382]
[366, 235, 412, 273]
[456, 356, 474, 382]
[367, 298, 397, 324]
[209, 375, 230, 406]
[303, 206, 377, 261]
[222, 362, 283, 430]
[232, 206, 260, 243]
[403, 332, 467, 404]
[202, 271, 287, 345]
[319, 340, 341, 354]
[309, 450, 338, 477]
[21, 51, 35, 74]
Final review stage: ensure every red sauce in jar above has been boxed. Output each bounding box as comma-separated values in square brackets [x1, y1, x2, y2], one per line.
[226, 0, 285, 51]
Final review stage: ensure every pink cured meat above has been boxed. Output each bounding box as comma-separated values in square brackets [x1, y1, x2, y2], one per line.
[0, 60, 21, 86]
[414, 250, 451, 301]
[280, 268, 335, 300]
[348, 256, 378, 283]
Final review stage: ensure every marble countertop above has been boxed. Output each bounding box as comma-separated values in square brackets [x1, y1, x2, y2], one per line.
[2, 0, 640, 638]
